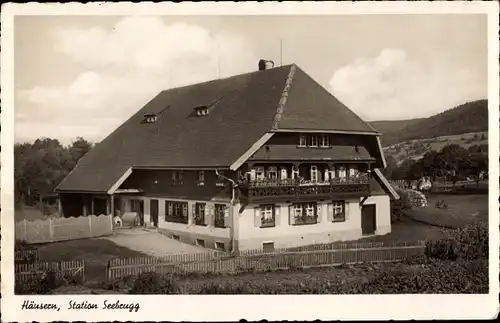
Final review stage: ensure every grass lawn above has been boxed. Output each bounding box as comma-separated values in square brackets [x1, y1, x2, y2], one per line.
[34, 239, 148, 282]
[408, 194, 488, 229]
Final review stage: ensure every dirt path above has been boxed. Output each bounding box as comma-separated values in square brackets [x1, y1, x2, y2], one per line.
[98, 228, 210, 257]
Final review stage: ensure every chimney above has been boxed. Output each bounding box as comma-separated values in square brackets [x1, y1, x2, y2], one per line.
[258, 59, 266, 71]
[258, 59, 275, 71]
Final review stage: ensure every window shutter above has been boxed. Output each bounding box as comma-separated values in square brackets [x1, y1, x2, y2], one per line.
[316, 204, 322, 223]
[344, 202, 349, 221]
[250, 170, 256, 181]
[288, 205, 295, 225]
[254, 207, 261, 227]
[204, 204, 212, 226]
[274, 206, 281, 226]
[191, 203, 196, 223]
[223, 206, 232, 228]
[327, 203, 334, 222]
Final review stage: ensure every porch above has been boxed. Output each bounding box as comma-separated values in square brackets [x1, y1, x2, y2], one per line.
[237, 162, 373, 203]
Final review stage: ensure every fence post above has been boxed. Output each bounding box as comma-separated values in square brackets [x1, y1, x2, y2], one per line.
[49, 217, 54, 242]
[23, 219, 28, 242]
[89, 215, 93, 237]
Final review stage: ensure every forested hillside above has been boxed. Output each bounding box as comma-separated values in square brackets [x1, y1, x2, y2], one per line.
[369, 99, 488, 147]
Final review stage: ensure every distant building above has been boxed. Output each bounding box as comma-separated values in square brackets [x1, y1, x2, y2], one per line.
[56, 62, 399, 253]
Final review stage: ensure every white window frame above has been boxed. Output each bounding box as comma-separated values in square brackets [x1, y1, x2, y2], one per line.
[171, 171, 177, 181]
[294, 204, 303, 217]
[299, 134, 307, 147]
[310, 135, 318, 147]
[255, 167, 265, 180]
[339, 166, 347, 179]
[280, 168, 288, 180]
[320, 135, 330, 148]
[332, 201, 346, 222]
[267, 166, 278, 179]
[198, 171, 205, 185]
[306, 203, 315, 217]
[261, 205, 274, 221]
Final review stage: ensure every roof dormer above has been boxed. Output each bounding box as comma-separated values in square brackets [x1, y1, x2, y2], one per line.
[194, 106, 210, 116]
[142, 113, 158, 124]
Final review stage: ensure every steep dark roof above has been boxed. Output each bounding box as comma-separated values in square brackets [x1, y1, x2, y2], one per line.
[56, 64, 378, 193]
[275, 67, 378, 133]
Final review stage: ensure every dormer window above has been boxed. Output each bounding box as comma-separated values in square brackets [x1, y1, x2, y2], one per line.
[309, 135, 318, 147]
[142, 113, 158, 123]
[320, 135, 330, 148]
[194, 106, 209, 116]
[299, 134, 307, 147]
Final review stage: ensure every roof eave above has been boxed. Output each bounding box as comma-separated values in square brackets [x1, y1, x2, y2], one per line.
[273, 128, 381, 136]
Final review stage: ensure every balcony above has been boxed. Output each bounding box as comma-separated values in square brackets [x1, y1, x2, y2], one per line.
[238, 175, 371, 203]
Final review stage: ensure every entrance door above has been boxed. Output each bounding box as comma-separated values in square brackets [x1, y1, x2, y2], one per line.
[150, 199, 159, 227]
[361, 204, 376, 235]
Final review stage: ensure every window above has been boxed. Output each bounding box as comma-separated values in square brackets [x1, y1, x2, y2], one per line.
[299, 134, 307, 147]
[216, 170, 225, 187]
[196, 239, 205, 247]
[309, 135, 318, 147]
[310, 165, 318, 182]
[165, 200, 188, 224]
[320, 135, 330, 148]
[197, 171, 205, 186]
[262, 242, 275, 253]
[332, 201, 346, 222]
[267, 166, 278, 180]
[215, 242, 225, 250]
[255, 167, 265, 181]
[142, 113, 158, 123]
[214, 204, 226, 228]
[338, 166, 347, 179]
[171, 171, 183, 185]
[194, 203, 206, 226]
[260, 205, 275, 228]
[293, 203, 318, 225]
[130, 199, 140, 212]
[195, 107, 209, 116]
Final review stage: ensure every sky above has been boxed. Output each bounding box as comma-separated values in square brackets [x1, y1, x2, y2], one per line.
[14, 14, 488, 144]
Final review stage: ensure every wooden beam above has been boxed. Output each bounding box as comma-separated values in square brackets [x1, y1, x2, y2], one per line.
[107, 167, 133, 195]
[230, 133, 274, 171]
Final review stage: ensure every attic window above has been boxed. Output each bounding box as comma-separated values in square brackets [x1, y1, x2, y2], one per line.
[194, 106, 209, 116]
[142, 113, 158, 123]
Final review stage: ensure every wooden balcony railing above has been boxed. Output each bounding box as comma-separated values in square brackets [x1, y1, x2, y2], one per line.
[238, 175, 371, 203]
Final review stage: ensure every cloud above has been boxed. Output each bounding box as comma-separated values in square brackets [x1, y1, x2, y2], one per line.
[329, 48, 486, 121]
[17, 17, 258, 144]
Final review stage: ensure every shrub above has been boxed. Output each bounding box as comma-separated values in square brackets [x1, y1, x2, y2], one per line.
[130, 272, 179, 294]
[16, 270, 67, 295]
[361, 259, 488, 294]
[390, 189, 413, 223]
[425, 223, 488, 260]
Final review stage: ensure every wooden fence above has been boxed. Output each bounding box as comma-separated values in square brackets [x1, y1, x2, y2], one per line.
[15, 214, 113, 244]
[15, 248, 39, 263]
[106, 241, 426, 282]
[15, 260, 85, 283]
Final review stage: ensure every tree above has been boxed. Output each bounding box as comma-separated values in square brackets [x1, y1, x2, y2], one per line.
[383, 155, 398, 179]
[464, 153, 488, 187]
[14, 137, 94, 208]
